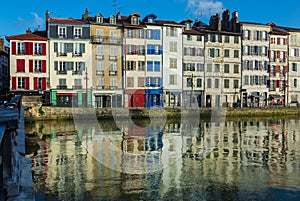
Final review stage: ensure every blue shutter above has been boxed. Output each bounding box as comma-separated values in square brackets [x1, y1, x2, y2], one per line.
[147, 61, 153, 71]
[151, 77, 156, 86]
[146, 76, 150, 86]
[147, 44, 152, 55]
[159, 77, 162, 87]
[150, 44, 154, 54]
[157, 30, 161, 40]
[154, 61, 160, 72]
[159, 45, 162, 55]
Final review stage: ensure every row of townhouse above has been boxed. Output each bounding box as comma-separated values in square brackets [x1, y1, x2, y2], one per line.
[5, 9, 300, 108]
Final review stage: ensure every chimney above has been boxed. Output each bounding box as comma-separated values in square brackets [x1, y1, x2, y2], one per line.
[194, 20, 203, 28]
[221, 9, 230, 31]
[34, 28, 38, 32]
[46, 10, 50, 31]
[231, 11, 239, 32]
[83, 8, 89, 20]
[117, 11, 121, 21]
[26, 28, 31, 34]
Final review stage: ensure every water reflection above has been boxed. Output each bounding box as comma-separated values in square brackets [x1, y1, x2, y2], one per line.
[25, 118, 300, 200]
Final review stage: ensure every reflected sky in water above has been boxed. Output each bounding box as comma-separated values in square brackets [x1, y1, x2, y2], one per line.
[25, 117, 300, 201]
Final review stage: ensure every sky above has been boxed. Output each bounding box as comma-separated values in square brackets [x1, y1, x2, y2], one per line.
[1, 0, 300, 45]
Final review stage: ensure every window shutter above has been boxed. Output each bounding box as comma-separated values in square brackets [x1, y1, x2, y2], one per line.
[54, 61, 58, 71]
[81, 43, 85, 53]
[34, 77, 38, 90]
[285, 65, 289, 73]
[29, 60, 33, 72]
[159, 45, 162, 55]
[276, 51, 280, 58]
[42, 60, 46, 73]
[42, 77, 47, 90]
[276, 65, 280, 73]
[11, 77, 16, 90]
[11, 42, 16, 55]
[25, 77, 30, 90]
[54, 42, 58, 52]
[42, 43, 46, 55]
[277, 38, 280, 45]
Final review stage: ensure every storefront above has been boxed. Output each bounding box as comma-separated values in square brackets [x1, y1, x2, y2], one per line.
[125, 89, 146, 108]
[145, 89, 164, 108]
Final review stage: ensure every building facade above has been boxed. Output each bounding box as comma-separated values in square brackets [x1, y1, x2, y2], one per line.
[0, 38, 9, 100]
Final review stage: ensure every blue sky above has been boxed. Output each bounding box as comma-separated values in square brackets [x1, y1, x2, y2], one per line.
[1, 0, 300, 44]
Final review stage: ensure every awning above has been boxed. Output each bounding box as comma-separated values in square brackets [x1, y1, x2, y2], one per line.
[171, 91, 181, 95]
[56, 93, 77, 97]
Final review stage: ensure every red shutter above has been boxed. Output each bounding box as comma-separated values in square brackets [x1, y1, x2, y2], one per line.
[25, 42, 33, 55]
[276, 80, 280, 88]
[276, 51, 280, 58]
[11, 77, 16, 90]
[268, 50, 271, 58]
[285, 65, 289, 73]
[34, 77, 38, 90]
[29, 60, 33, 72]
[125, 45, 128, 54]
[42, 60, 46, 73]
[276, 65, 280, 73]
[42, 43, 46, 55]
[277, 38, 280, 45]
[16, 59, 25, 72]
[25, 77, 30, 90]
[42, 77, 46, 90]
[11, 42, 16, 55]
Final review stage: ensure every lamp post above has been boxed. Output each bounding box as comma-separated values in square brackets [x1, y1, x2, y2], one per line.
[85, 67, 88, 108]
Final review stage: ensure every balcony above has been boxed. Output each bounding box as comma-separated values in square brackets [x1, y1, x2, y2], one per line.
[109, 86, 118, 90]
[96, 55, 104, 60]
[57, 71, 67, 75]
[96, 86, 105, 90]
[96, 71, 104, 76]
[109, 71, 117, 76]
[57, 52, 67, 57]
[91, 35, 122, 45]
[57, 85, 67, 89]
[72, 71, 82, 75]
[72, 85, 83, 89]
[109, 56, 118, 61]
[72, 52, 83, 57]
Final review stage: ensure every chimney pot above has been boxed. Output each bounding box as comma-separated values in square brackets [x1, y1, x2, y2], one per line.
[26, 28, 31, 34]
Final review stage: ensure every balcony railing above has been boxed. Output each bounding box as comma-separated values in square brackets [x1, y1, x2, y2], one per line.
[91, 36, 122, 45]
[57, 85, 67, 89]
[109, 71, 117, 76]
[72, 52, 83, 57]
[57, 71, 67, 75]
[109, 56, 118, 61]
[96, 55, 104, 60]
[57, 52, 67, 57]
[96, 71, 104, 76]
[72, 71, 82, 75]
[72, 85, 83, 89]
[96, 86, 105, 89]
[109, 86, 118, 90]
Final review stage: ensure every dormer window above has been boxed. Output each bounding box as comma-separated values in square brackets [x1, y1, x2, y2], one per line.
[148, 18, 153, 23]
[58, 27, 66, 38]
[74, 28, 82, 38]
[132, 17, 138, 25]
[186, 22, 191, 30]
[96, 16, 103, 23]
[110, 16, 116, 24]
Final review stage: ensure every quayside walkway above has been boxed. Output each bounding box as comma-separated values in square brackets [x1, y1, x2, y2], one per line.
[0, 95, 34, 201]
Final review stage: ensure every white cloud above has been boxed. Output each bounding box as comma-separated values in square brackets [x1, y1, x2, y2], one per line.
[30, 12, 44, 27]
[186, 0, 224, 18]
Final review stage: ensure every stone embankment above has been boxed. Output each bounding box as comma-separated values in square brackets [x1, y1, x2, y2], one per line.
[24, 105, 300, 122]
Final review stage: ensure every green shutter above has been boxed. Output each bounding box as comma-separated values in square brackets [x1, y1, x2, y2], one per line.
[77, 91, 82, 106]
[51, 90, 57, 106]
[54, 42, 58, 52]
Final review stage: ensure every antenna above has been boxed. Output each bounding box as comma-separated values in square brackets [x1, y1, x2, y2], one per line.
[112, 0, 117, 15]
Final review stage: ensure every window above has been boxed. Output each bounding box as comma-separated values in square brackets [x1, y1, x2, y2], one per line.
[110, 62, 117, 72]
[96, 29, 104, 42]
[224, 79, 229, 88]
[207, 63, 212, 72]
[187, 35, 192, 41]
[197, 63, 204, 71]
[292, 63, 297, 72]
[187, 78, 193, 87]
[215, 64, 220, 72]
[169, 41, 177, 52]
[96, 16, 103, 23]
[234, 80, 239, 88]
[224, 64, 229, 73]
[243, 30, 250, 40]
[154, 61, 160, 72]
[58, 27, 66, 38]
[147, 61, 153, 71]
[110, 78, 117, 87]
[34, 43, 42, 55]
[184, 63, 195, 71]
[138, 77, 144, 87]
[210, 34, 216, 42]
[196, 78, 202, 87]
[294, 79, 297, 87]
[138, 61, 145, 71]
[169, 74, 177, 85]
[234, 65, 239, 74]
[18, 77, 26, 89]
[96, 62, 104, 75]
[74, 79, 82, 88]
[224, 35, 229, 43]
[290, 48, 299, 57]
[234, 50, 239, 58]
[196, 48, 204, 56]
[110, 30, 117, 43]
[37, 78, 43, 90]
[74, 43, 84, 56]
[17, 42, 25, 54]
[132, 17, 138, 25]
[207, 79, 212, 88]
[244, 75, 249, 85]
[34, 60, 42, 72]
[109, 46, 117, 60]
[167, 27, 177, 37]
[127, 77, 134, 87]
[74, 28, 82, 38]
[59, 79, 66, 88]
[137, 45, 145, 55]
[234, 36, 239, 44]
[170, 58, 177, 68]
[127, 61, 135, 71]
[224, 49, 230, 57]
[110, 16, 116, 24]
[209, 48, 220, 57]
[215, 79, 219, 88]
[97, 78, 104, 87]
[197, 35, 202, 41]
[96, 45, 104, 59]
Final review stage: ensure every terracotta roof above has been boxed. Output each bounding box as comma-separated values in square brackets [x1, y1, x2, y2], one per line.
[6, 31, 48, 41]
[202, 28, 241, 35]
[277, 26, 300, 32]
[240, 21, 269, 26]
[156, 20, 183, 26]
[183, 29, 203, 35]
[49, 18, 85, 24]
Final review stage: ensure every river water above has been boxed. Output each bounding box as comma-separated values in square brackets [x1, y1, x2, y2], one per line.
[25, 116, 300, 201]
